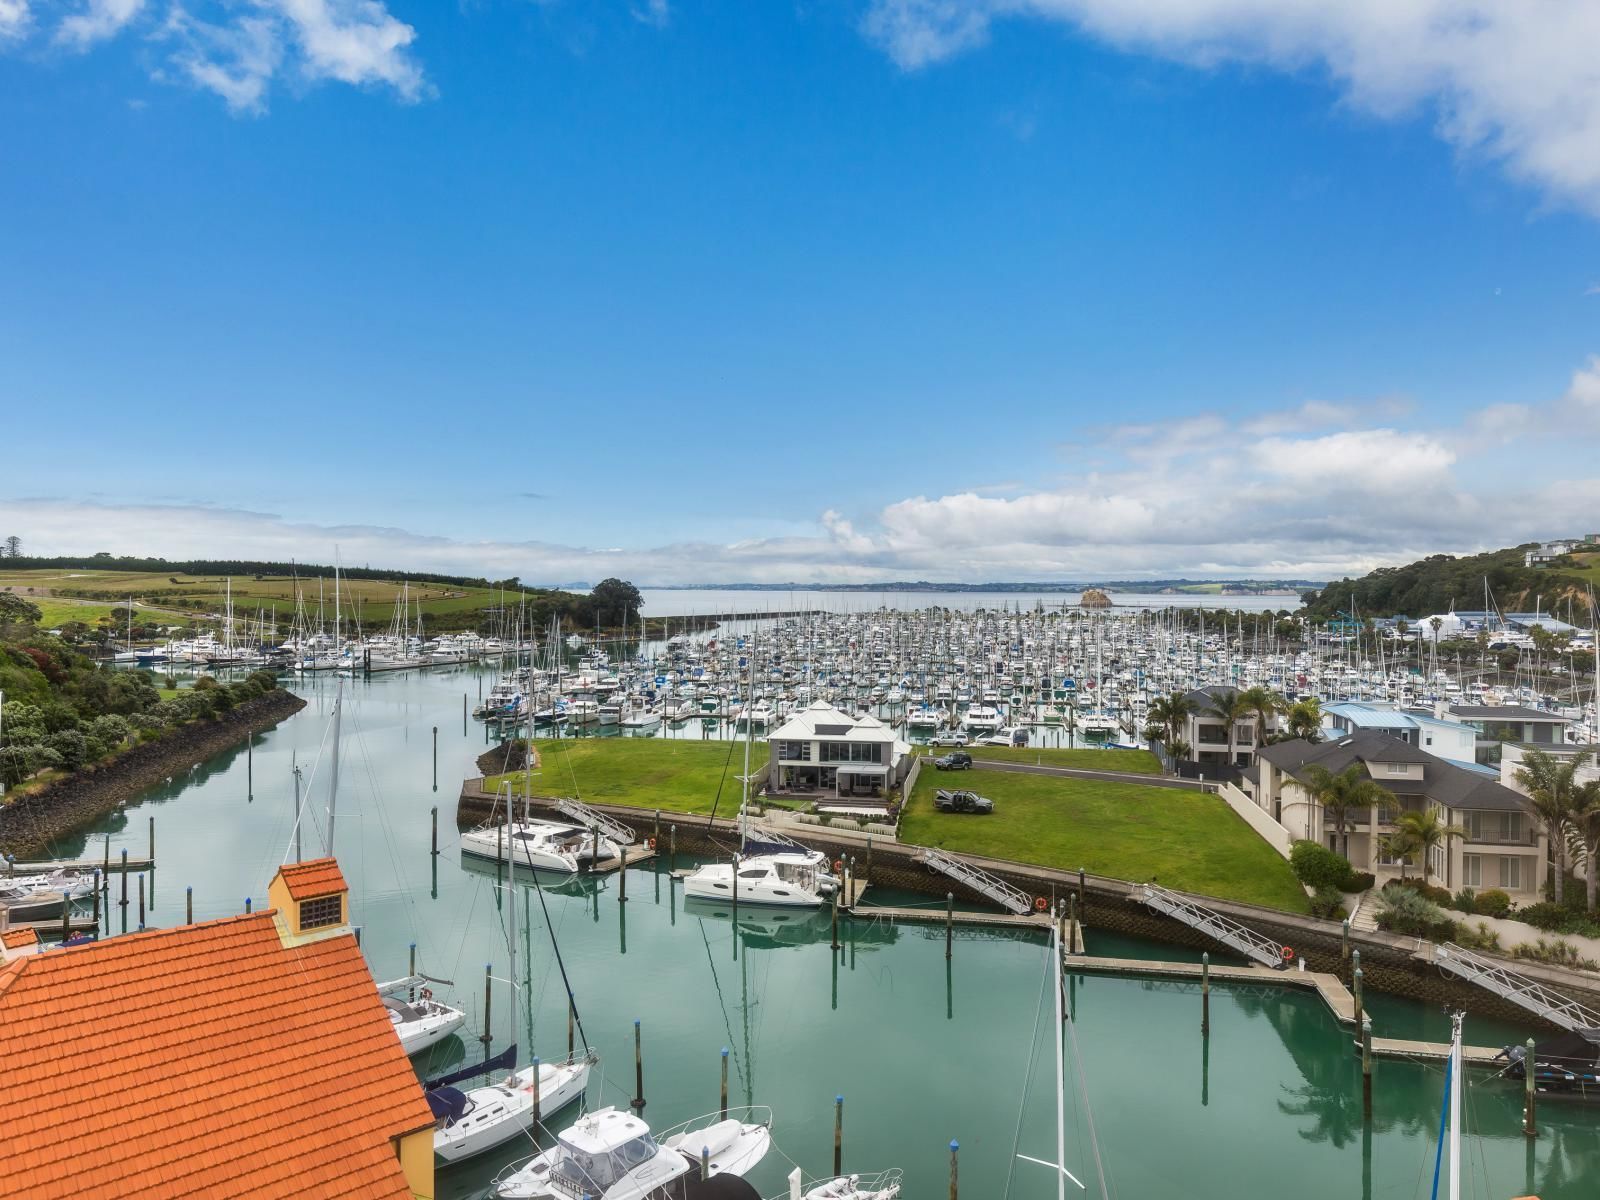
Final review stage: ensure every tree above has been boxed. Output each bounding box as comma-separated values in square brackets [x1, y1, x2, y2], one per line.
[0, 592, 42, 630]
[1300, 763, 1393, 858]
[1237, 685, 1284, 760]
[1206, 688, 1252, 768]
[588, 578, 643, 629]
[1284, 698, 1324, 742]
[1513, 747, 1593, 905]
[1146, 690, 1196, 755]
[1385, 808, 1465, 884]
[1568, 779, 1600, 913]
[2, 535, 18, 557]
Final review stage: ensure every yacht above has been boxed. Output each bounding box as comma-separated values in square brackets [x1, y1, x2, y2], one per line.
[430, 1051, 594, 1164]
[962, 704, 1001, 733]
[460, 818, 624, 874]
[493, 1105, 771, 1199]
[683, 854, 835, 909]
[377, 979, 467, 1057]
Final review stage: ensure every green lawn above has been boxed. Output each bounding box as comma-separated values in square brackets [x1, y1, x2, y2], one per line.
[485, 738, 757, 816]
[901, 769, 1310, 913]
[917, 745, 1161, 773]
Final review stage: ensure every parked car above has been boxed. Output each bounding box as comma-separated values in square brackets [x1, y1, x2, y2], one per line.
[933, 751, 973, 771]
[928, 732, 969, 747]
[933, 788, 993, 814]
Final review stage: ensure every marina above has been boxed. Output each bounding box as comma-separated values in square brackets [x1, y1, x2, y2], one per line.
[20, 663, 1596, 1200]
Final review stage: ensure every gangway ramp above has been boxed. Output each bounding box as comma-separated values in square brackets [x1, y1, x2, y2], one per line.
[1139, 883, 1287, 970]
[916, 849, 1033, 916]
[1432, 943, 1600, 1037]
[554, 798, 636, 848]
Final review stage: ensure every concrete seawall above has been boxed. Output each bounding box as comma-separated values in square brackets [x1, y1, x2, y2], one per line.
[456, 777, 1600, 1026]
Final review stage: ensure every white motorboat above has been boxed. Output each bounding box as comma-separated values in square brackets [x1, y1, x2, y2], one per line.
[962, 703, 1002, 732]
[460, 818, 623, 875]
[621, 707, 662, 731]
[493, 1105, 771, 1199]
[800, 1170, 903, 1200]
[682, 855, 833, 909]
[377, 978, 468, 1056]
[430, 1051, 594, 1164]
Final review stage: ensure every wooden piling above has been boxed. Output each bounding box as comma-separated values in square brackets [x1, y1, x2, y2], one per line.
[1361, 1017, 1373, 1119]
[945, 893, 954, 959]
[1201, 952, 1210, 1036]
[669, 825, 677, 872]
[431, 806, 438, 858]
[949, 1140, 959, 1200]
[1341, 918, 1350, 970]
[731, 854, 739, 927]
[92, 870, 101, 924]
[247, 732, 252, 800]
[120, 849, 128, 932]
[148, 815, 155, 863]
[432, 726, 438, 790]
[61, 894, 70, 940]
[186, 885, 192, 925]
[830, 890, 840, 951]
[618, 847, 627, 903]
[833, 1095, 843, 1175]
[531, 1055, 542, 1126]
[481, 964, 493, 1049]
[1352, 965, 1364, 1034]
[631, 1020, 645, 1112]
[720, 1048, 729, 1119]
[1523, 1037, 1537, 1137]
[1077, 866, 1085, 906]
[462, 693, 468, 736]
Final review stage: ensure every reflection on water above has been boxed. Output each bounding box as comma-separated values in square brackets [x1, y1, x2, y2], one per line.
[63, 665, 1595, 1200]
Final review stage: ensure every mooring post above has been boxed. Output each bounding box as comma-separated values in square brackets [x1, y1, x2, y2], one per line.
[631, 1019, 645, 1112]
[568, 998, 575, 1057]
[119, 849, 128, 932]
[732, 854, 739, 927]
[103, 834, 110, 879]
[830, 889, 840, 951]
[1202, 952, 1211, 1035]
[669, 824, 677, 872]
[137, 874, 146, 928]
[431, 806, 439, 858]
[865, 836, 873, 884]
[1077, 866, 1086, 906]
[463, 692, 468, 736]
[653, 809, 661, 851]
[949, 1140, 959, 1200]
[148, 815, 155, 863]
[481, 963, 493, 1050]
[1523, 1037, 1537, 1137]
[244, 895, 251, 915]
[92, 870, 101, 925]
[432, 726, 438, 790]
[700, 1148, 711, 1181]
[592, 827, 601, 875]
[1361, 1017, 1373, 1119]
[1352, 965, 1364, 1034]
[719, 1047, 729, 1119]
[1341, 918, 1350, 970]
[833, 1095, 843, 1175]
[531, 1055, 542, 1126]
[61, 894, 70, 940]
[185, 885, 192, 925]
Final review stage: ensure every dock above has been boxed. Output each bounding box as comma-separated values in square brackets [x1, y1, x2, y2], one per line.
[848, 902, 1051, 932]
[7, 856, 154, 875]
[2, 915, 100, 936]
[591, 846, 657, 874]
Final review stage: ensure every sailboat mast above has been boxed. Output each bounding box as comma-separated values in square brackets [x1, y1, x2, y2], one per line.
[1448, 1011, 1463, 1200]
[1052, 917, 1067, 1200]
[326, 685, 342, 855]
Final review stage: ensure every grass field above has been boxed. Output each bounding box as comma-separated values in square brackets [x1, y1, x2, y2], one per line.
[485, 738, 757, 816]
[916, 745, 1161, 773]
[900, 768, 1310, 913]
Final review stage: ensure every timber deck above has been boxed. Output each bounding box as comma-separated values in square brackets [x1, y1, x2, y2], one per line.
[7, 857, 154, 875]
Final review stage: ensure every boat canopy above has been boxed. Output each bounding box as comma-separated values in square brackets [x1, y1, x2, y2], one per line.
[427, 1087, 470, 1125]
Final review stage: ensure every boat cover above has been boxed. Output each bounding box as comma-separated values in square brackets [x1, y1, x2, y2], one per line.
[1531, 1030, 1600, 1071]
[425, 1043, 518, 1091]
[427, 1087, 470, 1124]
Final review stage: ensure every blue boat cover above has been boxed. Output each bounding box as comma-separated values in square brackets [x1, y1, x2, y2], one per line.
[427, 1087, 469, 1124]
[425, 1042, 517, 1091]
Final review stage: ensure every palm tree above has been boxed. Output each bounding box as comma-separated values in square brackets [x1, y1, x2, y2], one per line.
[1146, 691, 1195, 750]
[1207, 688, 1252, 769]
[1385, 808, 1465, 884]
[1300, 763, 1393, 859]
[1284, 697, 1323, 743]
[1568, 779, 1600, 913]
[1237, 685, 1284, 761]
[1513, 747, 1594, 905]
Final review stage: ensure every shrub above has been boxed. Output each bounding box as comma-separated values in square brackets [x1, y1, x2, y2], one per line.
[1472, 889, 1512, 919]
[1451, 888, 1477, 914]
[1347, 871, 1376, 892]
[45, 727, 89, 771]
[1455, 921, 1502, 952]
[1516, 901, 1600, 940]
[1373, 882, 1457, 941]
[1512, 938, 1600, 971]
[1393, 877, 1453, 906]
[1309, 884, 1346, 920]
[1290, 841, 1353, 890]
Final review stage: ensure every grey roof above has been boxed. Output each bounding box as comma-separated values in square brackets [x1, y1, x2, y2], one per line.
[1183, 685, 1242, 712]
[1449, 705, 1571, 723]
[1259, 730, 1530, 812]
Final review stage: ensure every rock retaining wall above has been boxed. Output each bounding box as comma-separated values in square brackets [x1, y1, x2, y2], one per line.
[0, 690, 307, 859]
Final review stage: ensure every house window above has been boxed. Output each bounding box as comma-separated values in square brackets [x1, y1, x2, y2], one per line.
[1500, 857, 1522, 890]
[299, 894, 343, 930]
[1463, 811, 1482, 841]
[1463, 855, 1481, 887]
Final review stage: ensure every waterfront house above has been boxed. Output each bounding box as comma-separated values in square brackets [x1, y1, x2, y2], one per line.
[1500, 742, 1599, 791]
[1438, 704, 1573, 765]
[1177, 685, 1275, 770]
[767, 699, 906, 805]
[1322, 701, 1479, 767]
[0, 858, 436, 1199]
[1251, 731, 1547, 898]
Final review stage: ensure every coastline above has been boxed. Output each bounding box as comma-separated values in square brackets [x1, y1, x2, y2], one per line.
[0, 688, 307, 860]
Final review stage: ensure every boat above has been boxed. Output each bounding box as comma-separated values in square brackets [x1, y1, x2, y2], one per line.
[799, 1170, 903, 1199]
[1497, 1030, 1600, 1100]
[428, 1045, 594, 1164]
[682, 855, 834, 909]
[492, 1105, 772, 1199]
[460, 817, 624, 875]
[377, 977, 469, 1056]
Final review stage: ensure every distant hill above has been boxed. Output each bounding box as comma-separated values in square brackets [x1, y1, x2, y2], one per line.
[1303, 543, 1598, 623]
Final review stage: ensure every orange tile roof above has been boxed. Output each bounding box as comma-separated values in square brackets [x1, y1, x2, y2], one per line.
[0, 910, 433, 1199]
[2, 926, 40, 949]
[276, 856, 349, 901]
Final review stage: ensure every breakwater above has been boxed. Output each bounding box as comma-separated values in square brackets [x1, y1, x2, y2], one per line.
[0, 689, 306, 859]
[456, 776, 1600, 1026]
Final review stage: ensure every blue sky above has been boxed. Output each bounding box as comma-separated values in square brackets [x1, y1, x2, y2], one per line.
[3, 1, 1599, 584]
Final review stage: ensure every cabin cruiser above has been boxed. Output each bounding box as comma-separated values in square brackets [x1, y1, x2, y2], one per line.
[460, 818, 624, 874]
[962, 704, 1001, 733]
[430, 1048, 595, 1163]
[377, 977, 467, 1056]
[493, 1105, 771, 1199]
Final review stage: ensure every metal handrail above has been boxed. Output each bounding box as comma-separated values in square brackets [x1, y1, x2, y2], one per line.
[1140, 883, 1287, 969]
[1432, 943, 1600, 1037]
[919, 849, 1032, 915]
[554, 797, 637, 847]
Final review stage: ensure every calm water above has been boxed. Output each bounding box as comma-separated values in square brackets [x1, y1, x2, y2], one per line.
[54, 667, 1596, 1200]
[636, 588, 1297, 618]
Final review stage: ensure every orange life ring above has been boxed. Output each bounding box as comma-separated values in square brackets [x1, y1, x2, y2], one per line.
[1034, 896, 1048, 912]
[833, 859, 843, 873]
[647, 837, 657, 849]
[1280, 946, 1295, 963]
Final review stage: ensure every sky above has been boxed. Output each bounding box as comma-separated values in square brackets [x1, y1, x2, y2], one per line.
[2, 1, 1599, 586]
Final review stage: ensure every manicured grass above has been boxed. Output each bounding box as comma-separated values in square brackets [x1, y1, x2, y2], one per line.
[901, 769, 1310, 913]
[485, 738, 755, 816]
[918, 745, 1161, 774]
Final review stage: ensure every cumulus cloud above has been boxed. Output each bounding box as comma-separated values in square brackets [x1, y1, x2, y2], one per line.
[165, 8, 284, 113]
[862, 0, 1600, 218]
[56, 0, 144, 49]
[0, 0, 30, 40]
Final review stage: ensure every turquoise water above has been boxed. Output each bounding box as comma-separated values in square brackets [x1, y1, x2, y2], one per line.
[53, 668, 1597, 1200]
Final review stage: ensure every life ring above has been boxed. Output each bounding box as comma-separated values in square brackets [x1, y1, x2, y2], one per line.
[1034, 896, 1048, 912]
[647, 837, 657, 849]
[1280, 946, 1295, 963]
[833, 859, 843, 873]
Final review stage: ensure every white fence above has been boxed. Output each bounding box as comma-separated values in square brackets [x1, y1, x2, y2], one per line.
[1217, 782, 1294, 860]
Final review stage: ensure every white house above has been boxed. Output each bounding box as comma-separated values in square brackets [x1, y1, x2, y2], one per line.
[767, 700, 906, 802]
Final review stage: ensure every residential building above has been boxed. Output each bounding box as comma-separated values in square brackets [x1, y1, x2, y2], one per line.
[1178, 685, 1273, 769]
[0, 858, 436, 1199]
[1440, 704, 1573, 765]
[1322, 701, 1478, 766]
[1250, 730, 1547, 898]
[1523, 538, 1592, 568]
[1500, 742, 1600, 792]
[768, 700, 906, 802]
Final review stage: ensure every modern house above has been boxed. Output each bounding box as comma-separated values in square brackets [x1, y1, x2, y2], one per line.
[1177, 685, 1274, 769]
[1322, 701, 1479, 767]
[1439, 704, 1573, 765]
[1523, 536, 1598, 567]
[767, 700, 907, 805]
[1249, 730, 1547, 898]
[1501, 742, 1600, 791]
[0, 858, 437, 1199]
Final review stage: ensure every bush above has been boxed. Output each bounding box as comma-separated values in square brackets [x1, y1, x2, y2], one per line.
[1373, 882, 1457, 941]
[45, 727, 89, 771]
[1451, 887, 1477, 914]
[1472, 889, 1512, 919]
[1393, 877, 1453, 906]
[1290, 841, 1353, 890]
[1516, 901, 1600, 939]
[1347, 871, 1376, 892]
[1309, 884, 1347, 920]
[1512, 938, 1600, 971]
[1455, 921, 1502, 952]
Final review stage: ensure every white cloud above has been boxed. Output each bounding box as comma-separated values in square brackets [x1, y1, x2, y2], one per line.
[165, 8, 284, 114]
[275, 0, 426, 100]
[0, 0, 30, 41]
[632, 0, 670, 30]
[863, 1, 1600, 218]
[1247, 428, 1455, 492]
[56, 0, 144, 50]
